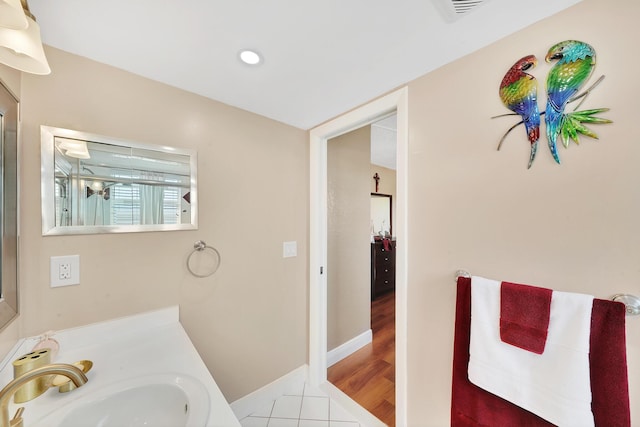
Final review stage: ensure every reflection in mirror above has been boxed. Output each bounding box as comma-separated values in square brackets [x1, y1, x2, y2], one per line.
[0, 82, 19, 329]
[42, 126, 198, 235]
[371, 193, 392, 237]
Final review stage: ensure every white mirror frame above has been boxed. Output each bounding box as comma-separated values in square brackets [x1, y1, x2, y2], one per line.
[41, 126, 198, 235]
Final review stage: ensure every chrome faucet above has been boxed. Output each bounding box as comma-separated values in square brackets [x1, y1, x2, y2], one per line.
[0, 364, 88, 427]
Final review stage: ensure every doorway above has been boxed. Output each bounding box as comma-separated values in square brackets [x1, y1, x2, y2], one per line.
[325, 113, 397, 426]
[309, 88, 408, 426]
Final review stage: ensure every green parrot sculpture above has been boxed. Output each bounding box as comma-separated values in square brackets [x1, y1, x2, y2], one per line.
[545, 40, 610, 164]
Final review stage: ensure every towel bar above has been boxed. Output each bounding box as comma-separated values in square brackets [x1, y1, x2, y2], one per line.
[611, 294, 640, 316]
[455, 269, 471, 280]
[454, 270, 639, 316]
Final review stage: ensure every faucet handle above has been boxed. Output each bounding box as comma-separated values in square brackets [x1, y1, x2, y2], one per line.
[9, 407, 23, 427]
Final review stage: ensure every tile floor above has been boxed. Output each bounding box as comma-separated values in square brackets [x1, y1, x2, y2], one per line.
[239, 383, 362, 427]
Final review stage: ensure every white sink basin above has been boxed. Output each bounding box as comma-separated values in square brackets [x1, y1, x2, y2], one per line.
[32, 374, 210, 427]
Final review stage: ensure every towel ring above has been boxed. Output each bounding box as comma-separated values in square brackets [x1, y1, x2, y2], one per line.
[187, 240, 221, 278]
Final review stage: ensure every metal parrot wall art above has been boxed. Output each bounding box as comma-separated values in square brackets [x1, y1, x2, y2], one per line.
[495, 40, 611, 168]
[499, 55, 541, 169]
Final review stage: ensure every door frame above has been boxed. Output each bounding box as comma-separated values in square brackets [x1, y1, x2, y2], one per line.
[309, 87, 408, 425]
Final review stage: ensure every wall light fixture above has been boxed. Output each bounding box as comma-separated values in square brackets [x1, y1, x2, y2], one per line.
[0, 0, 28, 29]
[0, 0, 50, 74]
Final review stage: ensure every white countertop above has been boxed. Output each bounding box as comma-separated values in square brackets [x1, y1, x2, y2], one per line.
[0, 306, 240, 427]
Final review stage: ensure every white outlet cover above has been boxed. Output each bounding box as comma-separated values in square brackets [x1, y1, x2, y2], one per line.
[50, 255, 80, 287]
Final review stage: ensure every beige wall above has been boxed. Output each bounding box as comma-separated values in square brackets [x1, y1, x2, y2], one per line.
[327, 126, 372, 351]
[4, 46, 309, 402]
[405, 0, 639, 424]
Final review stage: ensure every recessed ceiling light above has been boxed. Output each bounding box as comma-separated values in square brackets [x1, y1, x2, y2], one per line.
[239, 50, 262, 66]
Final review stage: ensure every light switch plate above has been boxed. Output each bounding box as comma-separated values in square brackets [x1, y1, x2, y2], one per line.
[283, 241, 297, 258]
[51, 255, 80, 287]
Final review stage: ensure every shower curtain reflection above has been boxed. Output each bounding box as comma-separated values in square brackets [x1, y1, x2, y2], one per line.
[140, 185, 164, 225]
[85, 182, 112, 226]
[86, 195, 109, 226]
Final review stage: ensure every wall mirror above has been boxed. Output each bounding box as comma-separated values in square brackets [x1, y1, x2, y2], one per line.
[371, 193, 392, 237]
[0, 82, 19, 329]
[41, 126, 198, 235]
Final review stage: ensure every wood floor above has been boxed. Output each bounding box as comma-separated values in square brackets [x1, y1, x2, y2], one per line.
[328, 290, 395, 426]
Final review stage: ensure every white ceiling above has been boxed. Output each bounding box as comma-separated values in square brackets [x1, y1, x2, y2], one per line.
[28, 0, 582, 130]
[371, 114, 397, 170]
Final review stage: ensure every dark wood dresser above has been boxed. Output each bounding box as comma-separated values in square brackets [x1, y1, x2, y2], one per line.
[371, 239, 396, 300]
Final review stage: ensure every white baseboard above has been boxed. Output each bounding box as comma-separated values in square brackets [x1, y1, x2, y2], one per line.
[230, 365, 308, 420]
[327, 329, 372, 367]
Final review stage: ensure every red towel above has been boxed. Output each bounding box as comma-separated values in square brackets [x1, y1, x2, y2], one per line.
[451, 277, 630, 427]
[590, 299, 631, 427]
[500, 281, 552, 354]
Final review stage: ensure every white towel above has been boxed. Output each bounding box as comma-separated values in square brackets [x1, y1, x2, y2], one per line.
[468, 276, 595, 427]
